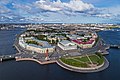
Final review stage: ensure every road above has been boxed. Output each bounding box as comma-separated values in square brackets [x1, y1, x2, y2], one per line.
[13, 33, 109, 62]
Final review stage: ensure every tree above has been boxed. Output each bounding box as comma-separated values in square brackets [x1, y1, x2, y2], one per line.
[52, 40, 55, 44]
[56, 38, 59, 44]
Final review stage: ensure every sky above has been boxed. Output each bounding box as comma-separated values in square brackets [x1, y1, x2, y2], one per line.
[0, 0, 120, 23]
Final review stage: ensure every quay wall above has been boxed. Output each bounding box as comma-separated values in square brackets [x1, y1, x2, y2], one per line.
[57, 59, 104, 70]
[16, 57, 56, 65]
[56, 57, 109, 73]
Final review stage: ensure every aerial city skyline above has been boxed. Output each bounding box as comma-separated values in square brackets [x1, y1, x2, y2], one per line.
[0, 0, 120, 80]
[0, 0, 120, 23]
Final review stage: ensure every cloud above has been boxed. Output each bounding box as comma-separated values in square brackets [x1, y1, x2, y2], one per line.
[63, 0, 94, 11]
[0, 6, 10, 14]
[35, 0, 61, 11]
[0, 0, 120, 23]
[0, 0, 11, 14]
[0, 0, 11, 5]
[108, 6, 120, 16]
[95, 14, 111, 18]
[94, 5, 120, 19]
[12, 3, 32, 11]
[35, 0, 94, 12]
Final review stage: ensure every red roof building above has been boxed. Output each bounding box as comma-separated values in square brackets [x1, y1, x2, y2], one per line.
[72, 39, 95, 49]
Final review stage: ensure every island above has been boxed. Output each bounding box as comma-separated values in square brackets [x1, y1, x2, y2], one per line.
[12, 24, 110, 73]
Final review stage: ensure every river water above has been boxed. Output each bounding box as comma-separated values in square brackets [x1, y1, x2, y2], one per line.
[0, 28, 120, 80]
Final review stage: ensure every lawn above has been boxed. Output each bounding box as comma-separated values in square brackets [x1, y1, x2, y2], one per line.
[60, 58, 88, 67]
[26, 40, 39, 45]
[60, 54, 104, 68]
[75, 56, 89, 62]
[89, 55, 100, 63]
[35, 35, 46, 41]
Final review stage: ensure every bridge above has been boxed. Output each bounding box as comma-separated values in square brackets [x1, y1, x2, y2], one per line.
[0, 54, 21, 62]
[110, 44, 120, 49]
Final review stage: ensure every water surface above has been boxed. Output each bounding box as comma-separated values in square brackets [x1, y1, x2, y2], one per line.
[0, 28, 120, 80]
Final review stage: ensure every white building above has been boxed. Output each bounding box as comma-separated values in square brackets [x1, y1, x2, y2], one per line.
[25, 44, 55, 53]
[58, 40, 77, 50]
[66, 34, 78, 40]
[19, 37, 55, 53]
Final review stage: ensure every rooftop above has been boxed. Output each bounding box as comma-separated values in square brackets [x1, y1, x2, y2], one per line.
[72, 39, 95, 44]
[60, 40, 75, 46]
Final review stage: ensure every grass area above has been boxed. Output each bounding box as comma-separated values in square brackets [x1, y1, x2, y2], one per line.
[89, 55, 99, 62]
[95, 52, 105, 65]
[35, 35, 46, 41]
[75, 56, 89, 62]
[26, 40, 39, 45]
[60, 54, 104, 68]
[35, 35, 51, 43]
[60, 58, 88, 67]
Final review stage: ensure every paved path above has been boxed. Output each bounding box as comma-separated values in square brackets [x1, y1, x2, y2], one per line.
[86, 54, 94, 65]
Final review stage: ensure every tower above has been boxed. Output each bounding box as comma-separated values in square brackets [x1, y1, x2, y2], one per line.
[45, 49, 49, 60]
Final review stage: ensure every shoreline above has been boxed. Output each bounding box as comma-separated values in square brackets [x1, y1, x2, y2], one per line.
[12, 28, 110, 73]
[16, 57, 56, 65]
[15, 55, 109, 73]
[56, 57, 109, 73]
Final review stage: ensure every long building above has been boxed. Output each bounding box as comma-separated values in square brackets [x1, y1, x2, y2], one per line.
[19, 36, 55, 53]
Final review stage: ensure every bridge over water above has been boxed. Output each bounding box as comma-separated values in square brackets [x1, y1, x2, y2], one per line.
[0, 54, 21, 62]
